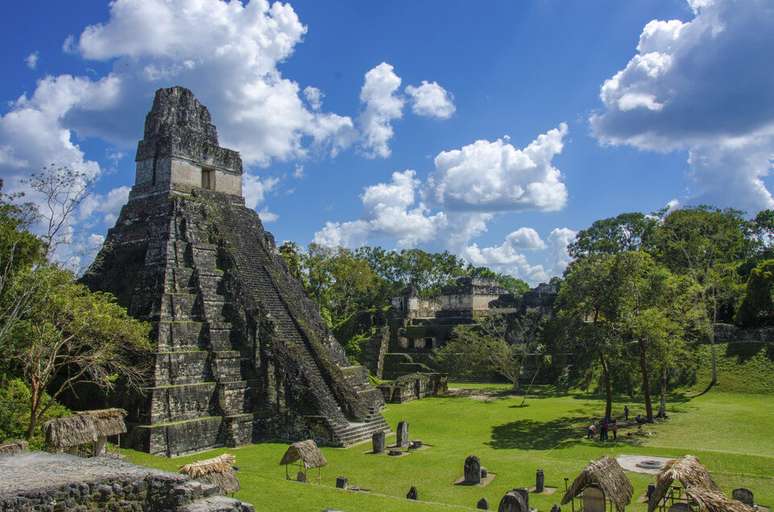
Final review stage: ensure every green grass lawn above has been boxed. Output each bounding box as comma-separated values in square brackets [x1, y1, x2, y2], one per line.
[124, 385, 774, 512]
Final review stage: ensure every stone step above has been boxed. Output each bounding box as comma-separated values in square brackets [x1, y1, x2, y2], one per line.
[157, 321, 206, 351]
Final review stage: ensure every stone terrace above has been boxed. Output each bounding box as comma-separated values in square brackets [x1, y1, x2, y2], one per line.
[0, 452, 253, 512]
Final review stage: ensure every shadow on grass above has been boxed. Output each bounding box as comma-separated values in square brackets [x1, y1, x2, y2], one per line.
[488, 416, 588, 450]
[488, 416, 648, 450]
[569, 391, 693, 405]
[725, 341, 774, 363]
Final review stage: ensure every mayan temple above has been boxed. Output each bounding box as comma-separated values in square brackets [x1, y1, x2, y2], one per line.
[82, 86, 389, 456]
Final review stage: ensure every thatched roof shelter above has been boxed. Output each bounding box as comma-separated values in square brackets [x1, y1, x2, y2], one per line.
[561, 456, 634, 512]
[647, 456, 719, 512]
[279, 440, 327, 482]
[279, 440, 327, 469]
[684, 486, 755, 512]
[179, 454, 239, 494]
[0, 440, 28, 456]
[43, 408, 127, 450]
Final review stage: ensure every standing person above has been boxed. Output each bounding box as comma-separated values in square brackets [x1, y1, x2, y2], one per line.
[610, 419, 618, 440]
[624, 405, 629, 421]
[600, 417, 608, 441]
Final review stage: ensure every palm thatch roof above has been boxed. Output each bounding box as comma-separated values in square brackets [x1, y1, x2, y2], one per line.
[561, 456, 634, 512]
[279, 440, 327, 469]
[0, 440, 28, 456]
[648, 456, 719, 512]
[179, 454, 239, 494]
[685, 486, 755, 512]
[43, 408, 127, 450]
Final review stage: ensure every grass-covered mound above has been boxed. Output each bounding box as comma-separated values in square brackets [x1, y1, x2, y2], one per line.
[694, 342, 774, 394]
[124, 385, 774, 512]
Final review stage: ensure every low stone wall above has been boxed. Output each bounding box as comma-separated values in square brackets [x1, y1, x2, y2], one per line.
[0, 452, 253, 512]
[715, 323, 774, 343]
[379, 372, 448, 403]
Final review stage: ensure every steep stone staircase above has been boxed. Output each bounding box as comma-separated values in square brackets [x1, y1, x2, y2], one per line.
[217, 203, 390, 446]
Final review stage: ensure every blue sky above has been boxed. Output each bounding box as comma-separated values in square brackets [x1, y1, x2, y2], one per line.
[2, 0, 773, 283]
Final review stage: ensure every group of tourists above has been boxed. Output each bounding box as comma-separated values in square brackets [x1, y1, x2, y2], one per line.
[586, 406, 629, 441]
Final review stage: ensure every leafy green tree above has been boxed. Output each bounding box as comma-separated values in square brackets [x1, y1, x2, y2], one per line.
[0, 378, 69, 446]
[300, 244, 386, 328]
[555, 254, 622, 418]
[568, 212, 656, 258]
[355, 247, 468, 297]
[651, 207, 753, 385]
[278, 241, 303, 281]
[436, 315, 528, 390]
[5, 265, 151, 439]
[468, 266, 530, 296]
[0, 190, 44, 369]
[736, 259, 774, 326]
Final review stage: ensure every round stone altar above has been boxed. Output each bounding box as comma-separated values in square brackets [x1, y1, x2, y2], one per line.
[616, 455, 673, 474]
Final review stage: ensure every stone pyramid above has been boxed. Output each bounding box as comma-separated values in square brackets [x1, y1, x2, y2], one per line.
[82, 86, 388, 456]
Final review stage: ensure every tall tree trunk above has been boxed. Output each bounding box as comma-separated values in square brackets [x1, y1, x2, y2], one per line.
[658, 366, 667, 418]
[638, 339, 653, 421]
[600, 353, 613, 419]
[26, 381, 40, 440]
[710, 303, 718, 385]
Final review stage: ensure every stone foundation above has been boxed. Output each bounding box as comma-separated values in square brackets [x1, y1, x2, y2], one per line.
[0, 452, 253, 512]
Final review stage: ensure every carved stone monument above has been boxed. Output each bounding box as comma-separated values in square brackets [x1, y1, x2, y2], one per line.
[477, 498, 489, 510]
[464, 456, 482, 484]
[397, 421, 409, 448]
[372, 431, 385, 453]
[82, 87, 389, 456]
[498, 489, 529, 512]
[535, 469, 545, 493]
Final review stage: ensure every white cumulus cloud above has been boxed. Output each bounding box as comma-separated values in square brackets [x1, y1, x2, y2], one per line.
[314, 170, 446, 248]
[78, 185, 131, 226]
[52, 0, 356, 165]
[358, 62, 404, 159]
[591, 0, 774, 211]
[547, 227, 577, 274]
[430, 123, 568, 212]
[461, 229, 549, 285]
[405, 80, 455, 119]
[243, 173, 279, 211]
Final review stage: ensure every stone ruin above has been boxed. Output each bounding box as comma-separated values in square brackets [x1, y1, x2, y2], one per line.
[0, 451, 253, 511]
[82, 86, 388, 456]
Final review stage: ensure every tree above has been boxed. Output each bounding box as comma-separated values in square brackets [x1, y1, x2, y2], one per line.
[355, 247, 468, 297]
[736, 259, 774, 326]
[651, 207, 753, 385]
[569, 212, 657, 258]
[278, 241, 304, 281]
[0, 189, 44, 369]
[436, 315, 528, 391]
[299, 244, 386, 329]
[5, 265, 151, 439]
[25, 165, 93, 257]
[556, 254, 621, 418]
[468, 266, 530, 296]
